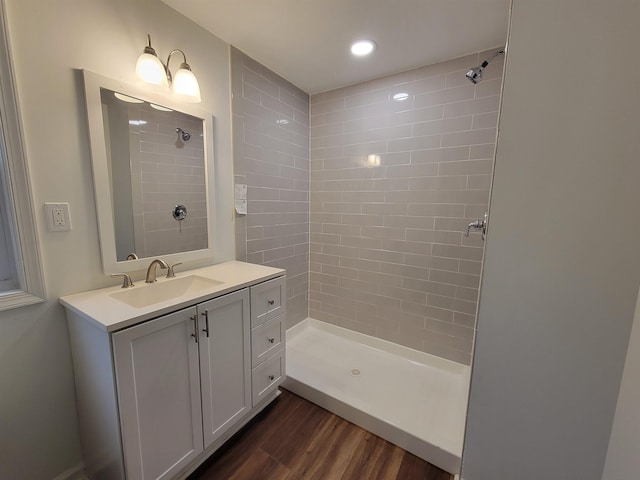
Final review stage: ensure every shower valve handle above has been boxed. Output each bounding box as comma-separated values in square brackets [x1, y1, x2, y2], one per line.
[465, 212, 489, 241]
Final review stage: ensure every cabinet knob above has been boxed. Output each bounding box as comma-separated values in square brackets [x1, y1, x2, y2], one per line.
[268, 375, 275, 381]
[267, 337, 275, 344]
[267, 299, 275, 306]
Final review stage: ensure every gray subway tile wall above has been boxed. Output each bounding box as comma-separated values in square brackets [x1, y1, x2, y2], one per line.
[128, 104, 207, 258]
[309, 49, 504, 365]
[231, 46, 503, 364]
[230, 47, 310, 327]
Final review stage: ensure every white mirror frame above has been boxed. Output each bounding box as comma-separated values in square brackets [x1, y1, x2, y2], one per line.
[82, 70, 215, 275]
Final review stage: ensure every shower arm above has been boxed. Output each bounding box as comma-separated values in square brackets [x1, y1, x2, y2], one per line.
[481, 49, 505, 69]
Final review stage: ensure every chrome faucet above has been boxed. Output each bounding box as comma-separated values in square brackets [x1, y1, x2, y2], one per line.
[145, 259, 168, 283]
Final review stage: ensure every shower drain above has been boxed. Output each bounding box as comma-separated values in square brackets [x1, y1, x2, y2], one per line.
[349, 368, 363, 377]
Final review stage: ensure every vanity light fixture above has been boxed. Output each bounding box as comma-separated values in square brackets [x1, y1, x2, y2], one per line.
[350, 40, 376, 57]
[135, 34, 201, 103]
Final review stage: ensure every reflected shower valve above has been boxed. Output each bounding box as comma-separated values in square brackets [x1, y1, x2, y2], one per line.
[172, 204, 188, 221]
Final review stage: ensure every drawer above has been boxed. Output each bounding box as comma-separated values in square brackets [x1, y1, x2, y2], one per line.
[252, 348, 285, 406]
[251, 313, 285, 367]
[250, 276, 286, 328]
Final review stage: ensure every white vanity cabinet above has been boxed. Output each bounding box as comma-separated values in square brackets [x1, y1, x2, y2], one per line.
[112, 305, 205, 480]
[249, 276, 286, 406]
[196, 289, 251, 446]
[112, 288, 251, 480]
[61, 262, 285, 480]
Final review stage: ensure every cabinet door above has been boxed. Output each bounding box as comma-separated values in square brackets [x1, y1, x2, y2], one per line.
[113, 307, 203, 480]
[197, 288, 251, 447]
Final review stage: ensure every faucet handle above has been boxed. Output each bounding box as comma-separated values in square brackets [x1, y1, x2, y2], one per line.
[465, 212, 489, 241]
[166, 262, 183, 278]
[111, 273, 134, 288]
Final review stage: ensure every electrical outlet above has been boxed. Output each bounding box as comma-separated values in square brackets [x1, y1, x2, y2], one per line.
[52, 208, 65, 226]
[44, 202, 71, 232]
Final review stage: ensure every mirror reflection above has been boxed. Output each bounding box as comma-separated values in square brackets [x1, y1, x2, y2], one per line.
[99, 88, 208, 261]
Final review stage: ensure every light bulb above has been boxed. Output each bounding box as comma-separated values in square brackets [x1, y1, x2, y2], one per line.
[172, 66, 201, 103]
[135, 53, 168, 87]
[350, 40, 376, 57]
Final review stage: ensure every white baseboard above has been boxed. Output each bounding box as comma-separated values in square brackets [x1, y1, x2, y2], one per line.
[52, 463, 86, 480]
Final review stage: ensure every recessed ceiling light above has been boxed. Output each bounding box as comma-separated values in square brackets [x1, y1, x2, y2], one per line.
[393, 92, 409, 101]
[350, 40, 376, 57]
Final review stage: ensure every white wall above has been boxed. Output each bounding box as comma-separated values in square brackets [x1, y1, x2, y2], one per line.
[602, 287, 640, 480]
[0, 0, 234, 478]
[462, 1, 640, 479]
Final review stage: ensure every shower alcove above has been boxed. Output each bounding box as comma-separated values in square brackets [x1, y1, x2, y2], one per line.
[231, 45, 505, 476]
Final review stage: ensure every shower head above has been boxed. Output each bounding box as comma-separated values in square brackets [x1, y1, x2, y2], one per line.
[466, 66, 484, 84]
[466, 49, 505, 84]
[176, 127, 191, 141]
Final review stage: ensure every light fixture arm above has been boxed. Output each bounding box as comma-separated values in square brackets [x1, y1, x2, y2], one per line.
[142, 34, 156, 56]
[164, 49, 191, 85]
[141, 36, 191, 86]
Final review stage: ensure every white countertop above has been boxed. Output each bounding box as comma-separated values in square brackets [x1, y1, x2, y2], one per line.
[60, 261, 285, 333]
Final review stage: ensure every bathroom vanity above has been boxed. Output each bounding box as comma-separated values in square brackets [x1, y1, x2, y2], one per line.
[60, 261, 286, 480]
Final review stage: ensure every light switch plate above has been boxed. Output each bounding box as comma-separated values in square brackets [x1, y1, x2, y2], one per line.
[44, 202, 71, 232]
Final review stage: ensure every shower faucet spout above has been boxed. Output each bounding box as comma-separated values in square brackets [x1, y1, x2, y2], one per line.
[465, 220, 484, 237]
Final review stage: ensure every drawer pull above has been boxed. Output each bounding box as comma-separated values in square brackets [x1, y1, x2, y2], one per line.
[268, 375, 275, 381]
[267, 299, 275, 306]
[267, 337, 275, 344]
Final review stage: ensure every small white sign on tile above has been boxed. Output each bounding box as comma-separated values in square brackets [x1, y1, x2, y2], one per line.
[235, 184, 247, 200]
[235, 184, 247, 215]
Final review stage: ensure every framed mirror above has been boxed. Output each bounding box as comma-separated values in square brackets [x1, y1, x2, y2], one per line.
[82, 70, 215, 275]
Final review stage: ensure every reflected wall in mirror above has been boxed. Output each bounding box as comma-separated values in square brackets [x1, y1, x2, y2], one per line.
[83, 71, 215, 275]
[100, 89, 207, 260]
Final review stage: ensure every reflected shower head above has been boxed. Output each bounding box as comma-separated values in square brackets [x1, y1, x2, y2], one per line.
[176, 127, 191, 141]
[466, 66, 484, 84]
[466, 49, 505, 84]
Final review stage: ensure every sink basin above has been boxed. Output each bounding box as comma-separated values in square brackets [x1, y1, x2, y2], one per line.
[111, 275, 224, 308]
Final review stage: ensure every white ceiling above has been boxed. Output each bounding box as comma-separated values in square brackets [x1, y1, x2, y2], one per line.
[161, 0, 511, 94]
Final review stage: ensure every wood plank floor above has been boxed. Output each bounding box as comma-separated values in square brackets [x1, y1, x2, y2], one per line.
[188, 389, 452, 480]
